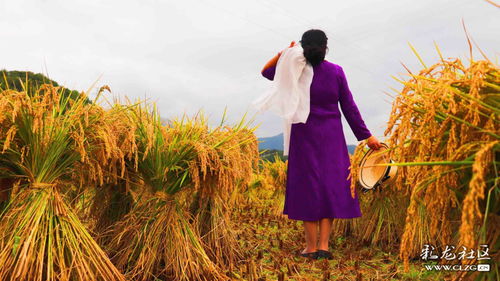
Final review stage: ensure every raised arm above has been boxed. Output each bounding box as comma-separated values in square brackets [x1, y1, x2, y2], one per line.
[337, 65, 373, 142]
[261, 55, 279, 81]
[261, 41, 296, 81]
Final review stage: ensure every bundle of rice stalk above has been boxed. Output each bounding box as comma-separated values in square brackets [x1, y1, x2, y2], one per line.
[255, 154, 287, 217]
[80, 99, 142, 235]
[186, 108, 259, 270]
[107, 103, 230, 281]
[342, 144, 408, 248]
[354, 189, 409, 248]
[380, 44, 499, 271]
[0, 84, 125, 280]
[110, 191, 227, 281]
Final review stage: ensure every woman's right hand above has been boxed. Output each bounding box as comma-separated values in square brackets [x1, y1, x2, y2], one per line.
[366, 135, 382, 150]
[262, 41, 297, 73]
[279, 41, 297, 55]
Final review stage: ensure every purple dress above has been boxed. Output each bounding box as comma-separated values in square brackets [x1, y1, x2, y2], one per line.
[261, 60, 372, 221]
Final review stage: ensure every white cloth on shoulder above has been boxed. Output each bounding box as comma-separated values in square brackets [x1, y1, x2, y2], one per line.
[251, 43, 314, 156]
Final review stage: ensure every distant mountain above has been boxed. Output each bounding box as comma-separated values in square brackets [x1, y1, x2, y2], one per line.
[257, 133, 357, 154]
[0, 69, 91, 104]
[258, 133, 284, 151]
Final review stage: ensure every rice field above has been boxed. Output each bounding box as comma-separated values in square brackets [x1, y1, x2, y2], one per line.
[0, 45, 498, 280]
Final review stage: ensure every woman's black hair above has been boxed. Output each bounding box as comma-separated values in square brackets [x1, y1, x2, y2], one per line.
[300, 29, 328, 66]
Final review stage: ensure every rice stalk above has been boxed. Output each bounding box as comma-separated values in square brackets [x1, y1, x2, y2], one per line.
[257, 155, 287, 217]
[107, 103, 259, 280]
[0, 83, 125, 280]
[0, 186, 125, 281]
[186, 110, 259, 269]
[109, 193, 226, 281]
[378, 46, 499, 272]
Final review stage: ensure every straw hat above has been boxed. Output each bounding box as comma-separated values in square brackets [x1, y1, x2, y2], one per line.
[358, 142, 398, 193]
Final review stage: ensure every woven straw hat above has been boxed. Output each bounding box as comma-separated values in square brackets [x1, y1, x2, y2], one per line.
[358, 142, 397, 192]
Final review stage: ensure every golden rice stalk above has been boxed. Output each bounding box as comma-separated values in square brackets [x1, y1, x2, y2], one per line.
[378, 45, 499, 272]
[0, 186, 125, 281]
[79, 101, 141, 234]
[85, 180, 136, 240]
[257, 155, 288, 217]
[356, 190, 408, 248]
[68, 99, 140, 194]
[189, 192, 242, 271]
[185, 111, 259, 269]
[0, 83, 127, 280]
[458, 140, 498, 250]
[234, 173, 266, 207]
[104, 103, 225, 280]
[108, 193, 227, 281]
[106, 103, 258, 279]
[335, 143, 409, 246]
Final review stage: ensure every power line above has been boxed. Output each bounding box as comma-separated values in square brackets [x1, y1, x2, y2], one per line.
[196, 0, 295, 41]
[254, 0, 390, 78]
[196, 0, 385, 80]
[335, 0, 473, 48]
[257, 0, 390, 65]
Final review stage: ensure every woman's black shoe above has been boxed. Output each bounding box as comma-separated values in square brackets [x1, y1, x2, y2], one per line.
[299, 251, 318, 259]
[316, 249, 333, 260]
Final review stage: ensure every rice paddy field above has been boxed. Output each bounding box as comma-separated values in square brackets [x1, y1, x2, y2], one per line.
[0, 46, 498, 280]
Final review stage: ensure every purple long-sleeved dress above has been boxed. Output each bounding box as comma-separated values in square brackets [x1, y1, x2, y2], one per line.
[262, 60, 371, 221]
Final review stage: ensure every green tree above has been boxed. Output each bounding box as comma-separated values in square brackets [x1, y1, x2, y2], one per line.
[0, 70, 92, 104]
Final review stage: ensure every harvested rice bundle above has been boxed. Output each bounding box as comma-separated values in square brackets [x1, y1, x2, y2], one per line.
[107, 104, 222, 281]
[352, 186, 409, 248]
[381, 46, 499, 272]
[332, 144, 408, 247]
[82, 100, 142, 235]
[109, 190, 225, 281]
[0, 84, 125, 280]
[183, 110, 259, 271]
[108, 104, 258, 280]
[257, 155, 287, 217]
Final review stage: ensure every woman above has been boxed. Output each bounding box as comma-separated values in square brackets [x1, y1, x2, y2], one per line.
[260, 29, 381, 260]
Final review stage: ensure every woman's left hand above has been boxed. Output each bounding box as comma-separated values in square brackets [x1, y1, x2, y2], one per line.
[366, 135, 382, 150]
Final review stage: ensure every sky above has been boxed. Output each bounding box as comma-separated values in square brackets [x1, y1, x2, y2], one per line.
[1, 0, 498, 144]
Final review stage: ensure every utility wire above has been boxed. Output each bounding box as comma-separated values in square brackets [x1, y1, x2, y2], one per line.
[256, 0, 389, 65]
[196, 0, 386, 80]
[197, 0, 295, 41]
[254, 0, 390, 79]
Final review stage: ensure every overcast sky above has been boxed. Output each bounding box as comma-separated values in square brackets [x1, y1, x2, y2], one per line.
[1, 0, 498, 143]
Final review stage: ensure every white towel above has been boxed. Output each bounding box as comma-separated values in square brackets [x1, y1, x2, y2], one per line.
[252, 43, 314, 156]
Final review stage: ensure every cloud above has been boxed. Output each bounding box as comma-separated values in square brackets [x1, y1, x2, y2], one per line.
[1, 0, 498, 144]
